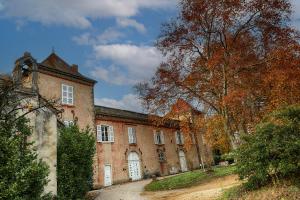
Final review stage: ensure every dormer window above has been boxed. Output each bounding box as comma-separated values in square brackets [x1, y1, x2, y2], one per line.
[62, 84, 73, 105]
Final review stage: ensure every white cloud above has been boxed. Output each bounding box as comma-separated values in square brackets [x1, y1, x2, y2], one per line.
[0, 0, 175, 28]
[91, 65, 137, 85]
[72, 33, 94, 45]
[116, 18, 146, 33]
[72, 28, 124, 45]
[91, 44, 163, 85]
[95, 94, 144, 113]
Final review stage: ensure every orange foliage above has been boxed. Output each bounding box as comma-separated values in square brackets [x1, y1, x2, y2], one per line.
[136, 0, 300, 149]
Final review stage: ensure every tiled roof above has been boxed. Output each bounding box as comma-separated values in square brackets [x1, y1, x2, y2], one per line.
[40, 53, 96, 84]
[95, 105, 179, 128]
[95, 105, 149, 122]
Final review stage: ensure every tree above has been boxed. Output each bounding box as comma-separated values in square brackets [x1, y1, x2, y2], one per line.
[236, 105, 300, 190]
[136, 0, 300, 149]
[57, 125, 95, 200]
[0, 77, 52, 199]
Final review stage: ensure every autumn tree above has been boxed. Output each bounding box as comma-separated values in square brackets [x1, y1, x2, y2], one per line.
[136, 0, 300, 149]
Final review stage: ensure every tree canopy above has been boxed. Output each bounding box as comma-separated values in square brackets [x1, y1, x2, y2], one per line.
[136, 0, 300, 149]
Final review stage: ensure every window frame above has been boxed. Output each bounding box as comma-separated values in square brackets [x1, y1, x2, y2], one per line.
[128, 127, 137, 144]
[97, 124, 114, 143]
[61, 84, 74, 105]
[154, 130, 164, 145]
[175, 131, 184, 145]
[158, 151, 166, 162]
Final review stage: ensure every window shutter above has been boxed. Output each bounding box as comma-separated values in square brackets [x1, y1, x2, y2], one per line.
[69, 86, 74, 105]
[153, 130, 157, 144]
[62, 85, 67, 104]
[108, 126, 114, 142]
[97, 125, 102, 142]
[179, 132, 184, 144]
[132, 127, 136, 143]
[175, 131, 179, 144]
[160, 131, 165, 144]
[128, 127, 132, 143]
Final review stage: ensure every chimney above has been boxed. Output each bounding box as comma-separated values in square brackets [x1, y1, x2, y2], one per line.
[71, 64, 78, 73]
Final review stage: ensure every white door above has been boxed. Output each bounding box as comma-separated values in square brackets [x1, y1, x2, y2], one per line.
[104, 165, 112, 186]
[179, 150, 188, 172]
[128, 152, 142, 181]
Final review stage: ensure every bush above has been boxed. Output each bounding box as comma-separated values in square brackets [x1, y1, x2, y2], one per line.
[0, 117, 51, 200]
[221, 152, 235, 164]
[236, 105, 300, 190]
[57, 125, 95, 200]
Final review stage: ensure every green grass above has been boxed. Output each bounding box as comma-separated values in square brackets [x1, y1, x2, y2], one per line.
[144, 165, 236, 191]
[217, 185, 243, 200]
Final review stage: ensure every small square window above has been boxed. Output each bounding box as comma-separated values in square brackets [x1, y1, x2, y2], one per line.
[158, 151, 165, 162]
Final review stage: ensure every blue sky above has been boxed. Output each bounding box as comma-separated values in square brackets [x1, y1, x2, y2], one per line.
[0, 0, 299, 112]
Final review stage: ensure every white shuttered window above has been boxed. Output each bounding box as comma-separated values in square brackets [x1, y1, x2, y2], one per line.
[97, 125, 114, 142]
[154, 130, 164, 144]
[62, 84, 73, 105]
[175, 131, 184, 145]
[128, 127, 137, 144]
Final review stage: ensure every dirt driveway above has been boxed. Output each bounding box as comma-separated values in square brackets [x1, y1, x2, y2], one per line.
[143, 175, 240, 200]
[95, 174, 240, 200]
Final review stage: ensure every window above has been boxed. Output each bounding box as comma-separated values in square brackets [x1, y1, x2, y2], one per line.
[175, 131, 184, 145]
[154, 130, 164, 145]
[158, 151, 165, 162]
[128, 127, 137, 144]
[97, 125, 114, 142]
[64, 120, 74, 127]
[62, 84, 73, 105]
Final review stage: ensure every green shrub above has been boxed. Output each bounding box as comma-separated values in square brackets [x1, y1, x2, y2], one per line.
[0, 117, 51, 200]
[221, 152, 235, 164]
[57, 125, 95, 200]
[236, 105, 300, 190]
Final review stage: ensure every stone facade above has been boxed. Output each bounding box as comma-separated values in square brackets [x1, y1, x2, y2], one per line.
[94, 106, 212, 188]
[8, 52, 213, 192]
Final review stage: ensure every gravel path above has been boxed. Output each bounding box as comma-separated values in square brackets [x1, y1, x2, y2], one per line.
[95, 179, 152, 200]
[94, 174, 240, 200]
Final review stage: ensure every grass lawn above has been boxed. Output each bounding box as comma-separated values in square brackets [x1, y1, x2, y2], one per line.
[144, 165, 236, 191]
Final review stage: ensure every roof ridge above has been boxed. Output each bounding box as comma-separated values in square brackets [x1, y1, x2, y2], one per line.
[94, 105, 148, 116]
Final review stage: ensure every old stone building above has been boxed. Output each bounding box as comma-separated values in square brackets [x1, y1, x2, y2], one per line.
[94, 106, 206, 187]
[8, 52, 213, 191]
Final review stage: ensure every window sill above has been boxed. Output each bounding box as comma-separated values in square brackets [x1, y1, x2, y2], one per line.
[97, 141, 114, 143]
[129, 143, 137, 146]
[155, 144, 165, 146]
[61, 104, 75, 108]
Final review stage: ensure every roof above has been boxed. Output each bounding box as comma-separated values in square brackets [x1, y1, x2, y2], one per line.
[39, 53, 96, 85]
[95, 105, 179, 128]
[95, 105, 149, 122]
